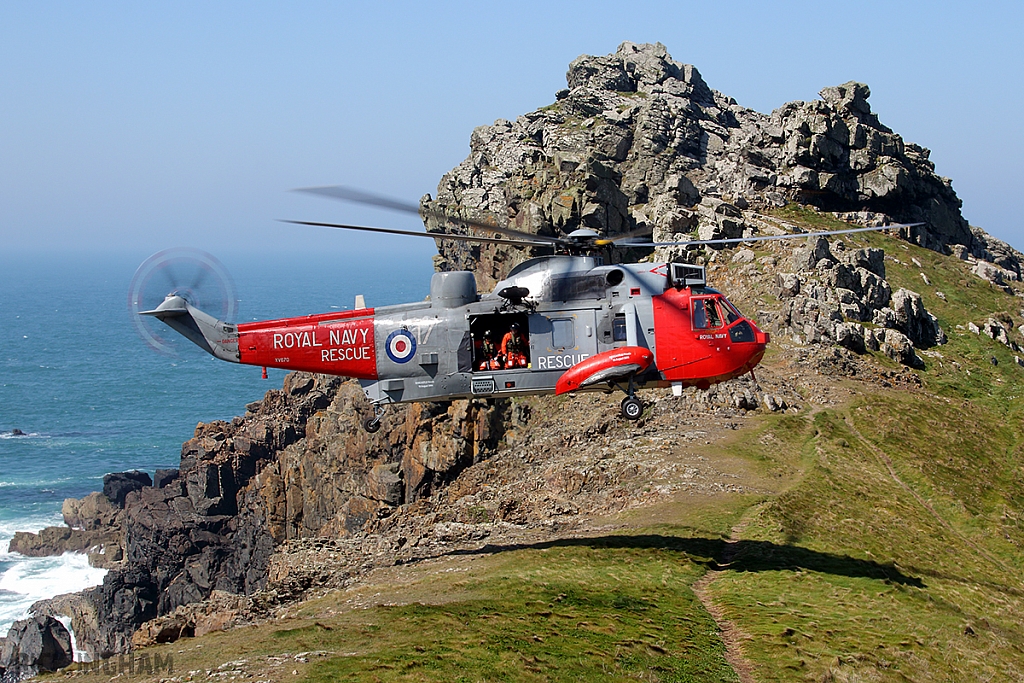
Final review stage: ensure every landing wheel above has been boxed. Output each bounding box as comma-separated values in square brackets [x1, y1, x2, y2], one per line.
[621, 396, 643, 421]
[362, 417, 382, 433]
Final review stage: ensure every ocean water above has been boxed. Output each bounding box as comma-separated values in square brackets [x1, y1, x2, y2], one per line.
[0, 247, 434, 634]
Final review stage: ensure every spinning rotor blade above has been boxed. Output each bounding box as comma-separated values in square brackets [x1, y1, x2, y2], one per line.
[616, 223, 923, 248]
[296, 185, 421, 214]
[294, 185, 569, 246]
[595, 224, 655, 246]
[280, 219, 557, 247]
[128, 248, 237, 357]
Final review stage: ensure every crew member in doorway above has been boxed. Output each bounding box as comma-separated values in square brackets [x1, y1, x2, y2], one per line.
[478, 330, 502, 370]
[501, 322, 529, 368]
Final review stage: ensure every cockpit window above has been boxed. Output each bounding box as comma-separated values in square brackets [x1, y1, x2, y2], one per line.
[720, 297, 742, 324]
[693, 298, 723, 329]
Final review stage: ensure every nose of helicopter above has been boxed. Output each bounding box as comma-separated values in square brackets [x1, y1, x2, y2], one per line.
[741, 324, 769, 372]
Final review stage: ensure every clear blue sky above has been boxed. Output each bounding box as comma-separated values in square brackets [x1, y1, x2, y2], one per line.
[2, 0, 1021, 258]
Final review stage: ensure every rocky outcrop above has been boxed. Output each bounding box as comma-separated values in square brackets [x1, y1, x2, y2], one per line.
[8, 492, 123, 567]
[424, 41, 998, 289]
[103, 471, 152, 508]
[969, 227, 1023, 280]
[966, 316, 1024, 354]
[30, 373, 340, 658]
[29, 372, 511, 661]
[63, 491, 120, 530]
[7, 525, 121, 566]
[0, 616, 72, 683]
[771, 237, 945, 366]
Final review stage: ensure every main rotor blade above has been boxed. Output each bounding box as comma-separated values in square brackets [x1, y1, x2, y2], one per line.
[294, 185, 570, 246]
[295, 186, 421, 214]
[616, 223, 923, 248]
[595, 225, 655, 246]
[280, 219, 557, 247]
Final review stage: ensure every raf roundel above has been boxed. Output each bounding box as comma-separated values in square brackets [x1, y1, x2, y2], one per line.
[385, 329, 417, 364]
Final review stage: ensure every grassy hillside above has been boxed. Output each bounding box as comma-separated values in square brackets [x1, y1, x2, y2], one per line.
[62, 216, 1024, 682]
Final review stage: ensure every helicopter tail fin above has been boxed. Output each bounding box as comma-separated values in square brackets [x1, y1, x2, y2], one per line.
[141, 295, 240, 362]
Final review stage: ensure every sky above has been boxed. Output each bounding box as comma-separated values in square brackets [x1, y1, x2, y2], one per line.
[1, 0, 1022, 260]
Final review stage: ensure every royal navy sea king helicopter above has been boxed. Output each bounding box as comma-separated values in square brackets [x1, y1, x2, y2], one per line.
[134, 187, 916, 432]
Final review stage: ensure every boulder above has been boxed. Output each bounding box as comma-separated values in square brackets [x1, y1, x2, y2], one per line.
[63, 491, 119, 530]
[791, 237, 834, 272]
[776, 273, 801, 298]
[979, 319, 1019, 350]
[0, 616, 73, 681]
[835, 322, 866, 353]
[103, 471, 152, 508]
[841, 247, 885, 278]
[866, 328, 922, 367]
[889, 288, 946, 347]
[153, 468, 180, 489]
[973, 260, 1015, 287]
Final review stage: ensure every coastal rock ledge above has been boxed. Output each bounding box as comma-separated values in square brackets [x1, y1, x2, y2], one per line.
[24, 373, 508, 661]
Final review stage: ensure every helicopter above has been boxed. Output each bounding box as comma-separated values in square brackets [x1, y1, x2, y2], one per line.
[135, 187, 917, 432]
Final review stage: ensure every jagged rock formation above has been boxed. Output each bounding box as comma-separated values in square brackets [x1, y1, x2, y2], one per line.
[102, 471, 152, 508]
[29, 373, 338, 658]
[425, 41, 1004, 289]
[771, 237, 945, 366]
[9, 493, 124, 567]
[28, 373, 509, 661]
[116, 376, 806, 650]
[0, 616, 72, 683]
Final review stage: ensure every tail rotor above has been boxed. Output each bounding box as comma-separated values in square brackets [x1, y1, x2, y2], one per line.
[128, 248, 237, 356]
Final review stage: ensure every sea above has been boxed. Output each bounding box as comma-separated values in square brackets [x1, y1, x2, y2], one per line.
[0, 247, 435, 636]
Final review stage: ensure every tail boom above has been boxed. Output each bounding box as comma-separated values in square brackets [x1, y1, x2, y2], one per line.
[236, 309, 378, 379]
[140, 295, 239, 362]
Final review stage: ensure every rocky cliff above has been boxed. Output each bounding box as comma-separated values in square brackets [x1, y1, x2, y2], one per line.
[7, 42, 1024, 676]
[24, 373, 511, 661]
[426, 41, 1017, 288]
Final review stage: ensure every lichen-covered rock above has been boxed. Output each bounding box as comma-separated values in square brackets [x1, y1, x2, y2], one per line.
[866, 328, 922, 367]
[423, 41, 1003, 290]
[889, 288, 946, 347]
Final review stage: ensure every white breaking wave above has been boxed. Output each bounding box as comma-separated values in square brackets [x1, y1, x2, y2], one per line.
[0, 516, 107, 634]
[0, 552, 107, 635]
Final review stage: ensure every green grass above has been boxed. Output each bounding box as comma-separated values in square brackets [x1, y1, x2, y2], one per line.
[291, 215, 1024, 681]
[705, 396, 1024, 681]
[769, 205, 853, 232]
[288, 541, 739, 682]
[702, 208, 1024, 680]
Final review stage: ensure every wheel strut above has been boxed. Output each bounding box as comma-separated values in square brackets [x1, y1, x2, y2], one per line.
[362, 402, 388, 433]
[618, 375, 644, 421]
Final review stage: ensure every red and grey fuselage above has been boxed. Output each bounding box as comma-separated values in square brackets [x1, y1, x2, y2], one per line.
[144, 256, 768, 407]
